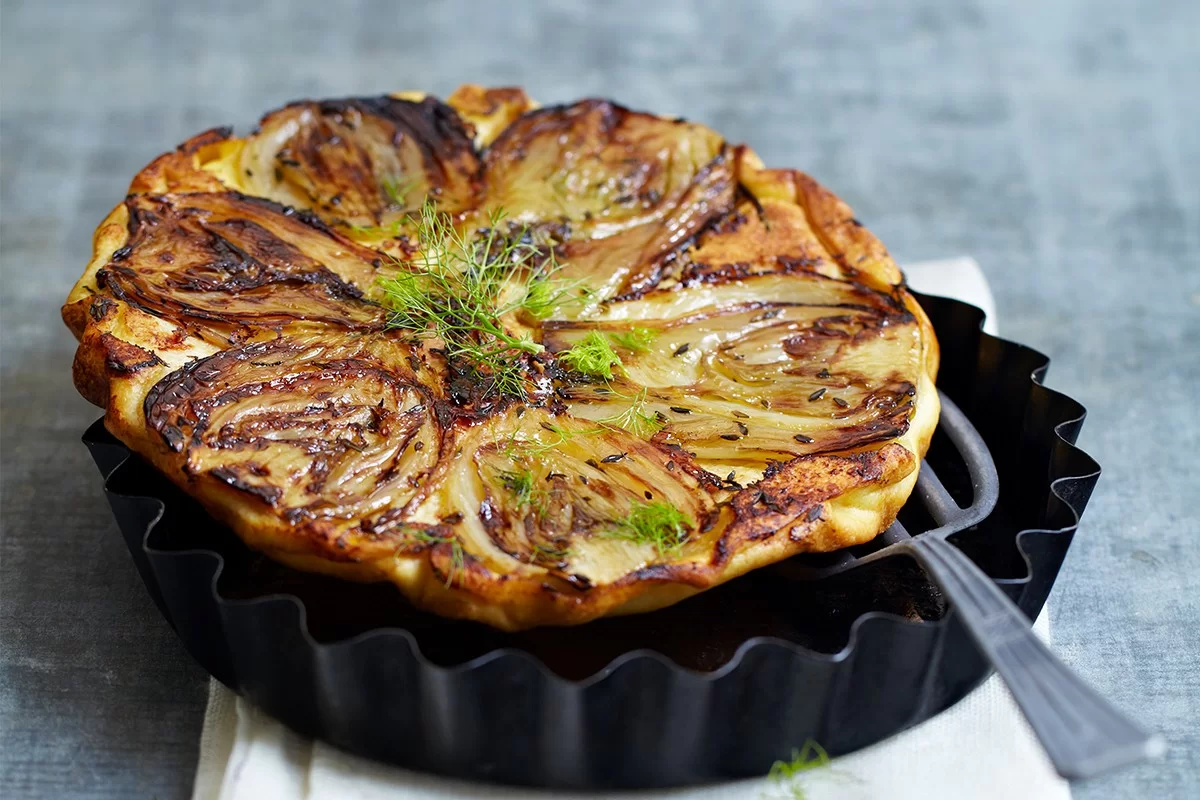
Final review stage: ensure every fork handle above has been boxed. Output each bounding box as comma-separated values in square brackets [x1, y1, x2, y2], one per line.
[911, 535, 1164, 780]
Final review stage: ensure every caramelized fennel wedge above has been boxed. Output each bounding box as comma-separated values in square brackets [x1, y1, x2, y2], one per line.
[95, 192, 391, 343]
[63, 85, 939, 630]
[238, 96, 482, 227]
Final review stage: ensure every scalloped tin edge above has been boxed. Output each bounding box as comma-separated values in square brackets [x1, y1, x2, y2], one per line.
[82, 294, 1101, 789]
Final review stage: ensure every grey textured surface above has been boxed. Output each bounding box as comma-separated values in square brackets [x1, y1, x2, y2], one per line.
[1, 0, 1196, 798]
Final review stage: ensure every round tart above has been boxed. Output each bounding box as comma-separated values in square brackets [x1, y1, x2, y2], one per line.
[63, 85, 939, 631]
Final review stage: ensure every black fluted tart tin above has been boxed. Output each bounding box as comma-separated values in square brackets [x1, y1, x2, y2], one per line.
[83, 293, 1100, 790]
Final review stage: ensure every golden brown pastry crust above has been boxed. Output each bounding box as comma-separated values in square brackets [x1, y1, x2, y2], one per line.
[64, 85, 939, 631]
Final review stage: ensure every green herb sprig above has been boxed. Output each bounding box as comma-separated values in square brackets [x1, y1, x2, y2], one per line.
[500, 467, 558, 515]
[603, 500, 693, 556]
[346, 219, 402, 238]
[382, 176, 417, 209]
[394, 526, 464, 588]
[559, 327, 656, 381]
[497, 470, 573, 565]
[503, 390, 662, 459]
[504, 422, 605, 458]
[767, 740, 832, 800]
[378, 200, 578, 397]
[608, 327, 657, 353]
[600, 387, 664, 437]
[498, 469, 536, 505]
[531, 541, 573, 564]
[558, 331, 622, 380]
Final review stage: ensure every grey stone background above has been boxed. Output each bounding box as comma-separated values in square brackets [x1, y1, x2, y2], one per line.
[1, 0, 1196, 797]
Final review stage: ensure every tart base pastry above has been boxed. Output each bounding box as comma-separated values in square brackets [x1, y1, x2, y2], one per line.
[65, 86, 939, 631]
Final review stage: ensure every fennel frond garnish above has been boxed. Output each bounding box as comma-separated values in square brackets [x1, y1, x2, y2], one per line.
[378, 200, 578, 398]
[393, 526, 464, 588]
[600, 387, 664, 437]
[603, 500, 693, 556]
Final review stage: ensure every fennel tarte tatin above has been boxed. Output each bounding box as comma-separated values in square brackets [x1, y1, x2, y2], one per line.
[63, 85, 939, 631]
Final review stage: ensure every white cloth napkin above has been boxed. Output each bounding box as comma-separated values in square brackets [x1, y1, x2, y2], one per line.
[193, 257, 1069, 800]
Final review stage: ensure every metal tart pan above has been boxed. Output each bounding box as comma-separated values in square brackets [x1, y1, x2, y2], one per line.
[82, 293, 1100, 789]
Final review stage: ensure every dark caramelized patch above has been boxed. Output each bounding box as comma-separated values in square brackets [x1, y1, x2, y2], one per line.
[251, 96, 482, 224]
[100, 192, 387, 341]
[483, 99, 734, 298]
[99, 333, 164, 374]
[719, 444, 912, 553]
[144, 336, 442, 549]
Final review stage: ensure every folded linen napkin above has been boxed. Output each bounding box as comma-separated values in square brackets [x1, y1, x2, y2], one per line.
[192, 257, 1068, 800]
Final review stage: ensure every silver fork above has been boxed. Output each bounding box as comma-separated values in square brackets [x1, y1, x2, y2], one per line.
[903, 395, 1165, 779]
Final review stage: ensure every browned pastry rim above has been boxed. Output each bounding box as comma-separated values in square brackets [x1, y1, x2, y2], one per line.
[63, 85, 939, 630]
